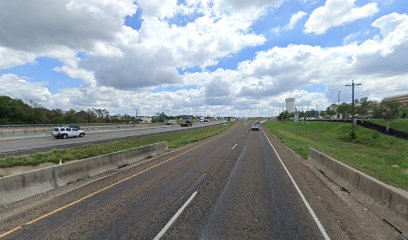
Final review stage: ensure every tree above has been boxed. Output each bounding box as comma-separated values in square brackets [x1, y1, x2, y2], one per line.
[277, 111, 289, 121]
[93, 108, 109, 122]
[381, 100, 401, 131]
[86, 109, 97, 123]
[356, 97, 371, 115]
[401, 105, 408, 118]
[50, 109, 65, 124]
[154, 112, 167, 122]
[337, 102, 352, 115]
[64, 109, 78, 123]
[325, 104, 337, 116]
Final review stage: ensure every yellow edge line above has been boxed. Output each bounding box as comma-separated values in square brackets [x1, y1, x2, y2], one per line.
[0, 123, 236, 239]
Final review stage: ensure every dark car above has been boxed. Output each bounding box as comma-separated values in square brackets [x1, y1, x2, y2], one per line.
[68, 124, 81, 130]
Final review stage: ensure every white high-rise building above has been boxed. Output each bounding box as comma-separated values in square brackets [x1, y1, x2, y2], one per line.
[285, 98, 295, 113]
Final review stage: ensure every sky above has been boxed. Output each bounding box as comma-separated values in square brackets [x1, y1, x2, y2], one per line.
[0, 0, 407, 117]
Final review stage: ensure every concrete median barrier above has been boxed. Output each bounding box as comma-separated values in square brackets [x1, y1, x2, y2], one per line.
[308, 148, 408, 236]
[0, 142, 168, 206]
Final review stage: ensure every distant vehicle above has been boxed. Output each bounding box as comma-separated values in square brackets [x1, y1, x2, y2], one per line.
[167, 120, 177, 125]
[180, 120, 192, 127]
[67, 124, 81, 130]
[52, 126, 85, 139]
[204, 118, 209, 122]
[354, 114, 373, 119]
[251, 124, 260, 131]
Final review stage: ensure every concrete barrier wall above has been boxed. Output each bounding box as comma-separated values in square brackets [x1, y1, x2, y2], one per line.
[308, 148, 408, 236]
[0, 142, 168, 205]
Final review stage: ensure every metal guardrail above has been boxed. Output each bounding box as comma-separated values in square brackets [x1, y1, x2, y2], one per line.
[0, 123, 167, 137]
[0, 122, 156, 128]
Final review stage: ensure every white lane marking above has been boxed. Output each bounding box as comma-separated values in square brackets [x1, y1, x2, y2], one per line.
[154, 191, 198, 240]
[232, 144, 238, 150]
[261, 127, 331, 240]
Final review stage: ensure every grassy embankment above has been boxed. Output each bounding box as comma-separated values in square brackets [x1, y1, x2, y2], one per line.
[0, 122, 235, 168]
[366, 118, 408, 133]
[263, 120, 408, 190]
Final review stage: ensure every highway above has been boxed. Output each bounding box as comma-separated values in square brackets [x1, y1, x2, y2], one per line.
[0, 121, 224, 156]
[0, 121, 399, 239]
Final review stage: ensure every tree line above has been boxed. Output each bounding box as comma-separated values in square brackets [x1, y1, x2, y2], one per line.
[0, 95, 121, 125]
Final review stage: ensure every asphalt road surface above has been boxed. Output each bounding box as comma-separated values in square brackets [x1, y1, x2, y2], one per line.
[0, 121, 224, 156]
[0, 121, 400, 239]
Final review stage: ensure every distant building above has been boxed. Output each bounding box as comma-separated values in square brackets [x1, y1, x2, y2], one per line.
[140, 116, 152, 124]
[384, 93, 408, 107]
[179, 115, 193, 120]
[305, 110, 319, 117]
[285, 98, 295, 113]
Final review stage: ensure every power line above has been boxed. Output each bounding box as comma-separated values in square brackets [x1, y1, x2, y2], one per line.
[366, 65, 408, 80]
[366, 87, 408, 95]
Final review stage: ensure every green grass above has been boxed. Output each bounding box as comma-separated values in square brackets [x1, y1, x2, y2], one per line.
[0, 122, 235, 168]
[263, 120, 408, 190]
[367, 118, 408, 133]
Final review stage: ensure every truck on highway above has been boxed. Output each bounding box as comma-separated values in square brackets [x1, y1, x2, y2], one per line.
[180, 120, 192, 127]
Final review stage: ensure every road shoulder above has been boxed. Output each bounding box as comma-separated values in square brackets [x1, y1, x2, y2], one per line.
[262, 126, 402, 240]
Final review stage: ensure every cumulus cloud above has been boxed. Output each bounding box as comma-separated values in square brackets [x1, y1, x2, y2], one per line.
[304, 0, 379, 35]
[183, 12, 408, 113]
[0, 0, 136, 76]
[0, 47, 36, 69]
[350, 13, 408, 74]
[0, 0, 136, 52]
[82, 46, 181, 90]
[214, 0, 284, 13]
[272, 11, 307, 34]
[286, 11, 307, 30]
[0, 74, 52, 102]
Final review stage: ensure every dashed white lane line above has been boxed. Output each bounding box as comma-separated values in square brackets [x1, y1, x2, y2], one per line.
[231, 144, 238, 150]
[261, 127, 331, 240]
[153, 191, 198, 240]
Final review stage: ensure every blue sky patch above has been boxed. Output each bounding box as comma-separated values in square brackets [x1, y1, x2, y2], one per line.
[0, 57, 83, 94]
[305, 84, 327, 93]
[125, 7, 143, 30]
[152, 84, 197, 93]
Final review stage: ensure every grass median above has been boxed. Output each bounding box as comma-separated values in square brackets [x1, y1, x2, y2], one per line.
[263, 120, 408, 190]
[0, 122, 235, 168]
[367, 118, 408, 133]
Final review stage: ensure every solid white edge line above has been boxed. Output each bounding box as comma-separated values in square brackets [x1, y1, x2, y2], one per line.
[261, 127, 331, 240]
[232, 144, 238, 150]
[153, 191, 198, 240]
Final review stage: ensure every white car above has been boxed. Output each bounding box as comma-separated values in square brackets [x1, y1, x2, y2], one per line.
[251, 124, 260, 131]
[52, 126, 85, 139]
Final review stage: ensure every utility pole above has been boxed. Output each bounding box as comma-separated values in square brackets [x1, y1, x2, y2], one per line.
[345, 80, 362, 138]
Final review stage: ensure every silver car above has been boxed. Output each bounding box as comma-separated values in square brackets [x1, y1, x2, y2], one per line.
[251, 124, 260, 131]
